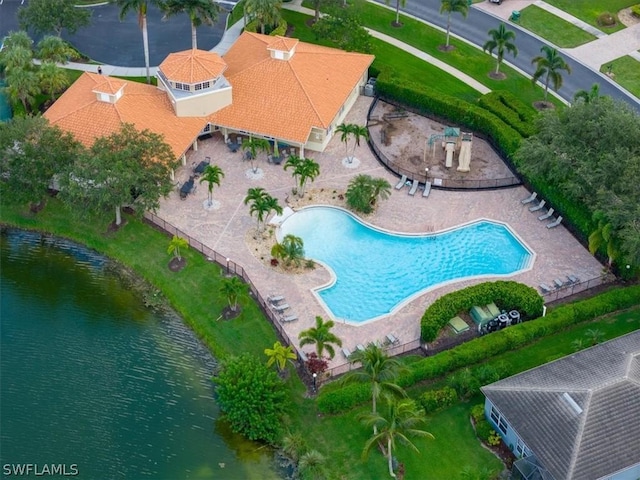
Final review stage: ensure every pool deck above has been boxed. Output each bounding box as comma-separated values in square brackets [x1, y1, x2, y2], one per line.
[157, 96, 603, 370]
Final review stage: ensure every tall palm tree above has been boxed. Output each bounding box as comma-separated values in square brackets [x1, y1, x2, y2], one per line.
[241, 137, 269, 173]
[342, 343, 407, 433]
[167, 235, 189, 261]
[531, 46, 571, 102]
[295, 157, 320, 197]
[0, 45, 33, 72]
[219, 276, 246, 312]
[161, 0, 220, 49]
[384, 0, 407, 26]
[244, 0, 282, 34]
[38, 62, 70, 102]
[440, 0, 469, 49]
[116, 0, 163, 84]
[360, 397, 434, 478]
[298, 316, 342, 359]
[36, 35, 74, 64]
[199, 164, 224, 207]
[264, 341, 297, 372]
[482, 23, 518, 76]
[244, 187, 280, 232]
[272, 233, 304, 266]
[336, 123, 353, 162]
[283, 154, 303, 192]
[5, 68, 40, 112]
[349, 124, 369, 163]
[369, 177, 392, 207]
[588, 212, 619, 268]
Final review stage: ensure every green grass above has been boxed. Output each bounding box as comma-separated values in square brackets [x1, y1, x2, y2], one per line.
[112, 75, 158, 86]
[518, 5, 597, 47]
[228, 0, 245, 26]
[600, 56, 640, 99]
[543, 0, 636, 33]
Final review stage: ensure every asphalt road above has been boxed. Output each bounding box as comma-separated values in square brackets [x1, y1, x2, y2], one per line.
[0, 0, 228, 67]
[373, 0, 640, 108]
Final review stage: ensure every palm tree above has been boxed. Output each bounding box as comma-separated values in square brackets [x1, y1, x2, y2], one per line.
[167, 235, 189, 261]
[298, 450, 328, 479]
[219, 276, 246, 312]
[336, 123, 353, 162]
[384, 0, 407, 26]
[5, 68, 40, 112]
[349, 124, 369, 163]
[360, 397, 434, 478]
[342, 343, 407, 433]
[0, 45, 33, 72]
[584, 328, 604, 346]
[241, 137, 269, 173]
[199, 164, 224, 207]
[36, 35, 74, 64]
[589, 212, 619, 268]
[440, 0, 469, 49]
[295, 157, 320, 197]
[244, 0, 282, 34]
[531, 45, 571, 102]
[298, 316, 342, 360]
[272, 233, 304, 266]
[38, 62, 70, 102]
[369, 177, 392, 207]
[116, 0, 163, 84]
[244, 187, 280, 232]
[283, 154, 303, 193]
[161, 0, 220, 49]
[3, 30, 33, 51]
[264, 341, 297, 372]
[482, 23, 518, 76]
[573, 83, 600, 104]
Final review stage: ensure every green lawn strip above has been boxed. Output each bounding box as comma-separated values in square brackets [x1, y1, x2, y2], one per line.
[0, 199, 278, 361]
[112, 75, 158, 86]
[282, 10, 481, 101]
[228, 0, 246, 26]
[518, 5, 597, 47]
[600, 56, 640, 98]
[542, 0, 634, 33]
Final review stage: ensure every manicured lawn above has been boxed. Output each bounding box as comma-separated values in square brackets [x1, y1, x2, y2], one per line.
[600, 56, 640, 98]
[543, 0, 636, 33]
[518, 5, 597, 47]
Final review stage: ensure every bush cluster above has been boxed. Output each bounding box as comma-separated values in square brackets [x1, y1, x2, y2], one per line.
[477, 91, 538, 138]
[419, 386, 458, 413]
[421, 281, 543, 342]
[375, 71, 522, 160]
[632, 5, 640, 18]
[316, 285, 640, 414]
[244, 20, 288, 36]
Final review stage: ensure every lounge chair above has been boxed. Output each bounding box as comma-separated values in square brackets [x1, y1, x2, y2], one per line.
[386, 333, 399, 345]
[486, 302, 501, 318]
[356, 344, 365, 352]
[521, 192, 538, 204]
[408, 179, 419, 196]
[268, 295, 285, 304]
[282, 314, 298, 323]
[539, 283, 552, 293]
[422, 181, 432, 198]
[529, 199, 546, 212]
[342, 348, 352, 358]
[538, 208, 555, 221]
[568, 274, 579, 284]
[546, 216, 563, 229]
[553, 278, 565, 289]
[272, 303, 289, 312]
[395, 174, 407, 190]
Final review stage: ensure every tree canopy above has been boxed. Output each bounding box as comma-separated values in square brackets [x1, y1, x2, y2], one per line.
[17, 0, 91, 37]
[515, 97, 640, 268]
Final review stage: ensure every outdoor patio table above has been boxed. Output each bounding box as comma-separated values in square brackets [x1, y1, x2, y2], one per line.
[180, 177, 195, 199]
[270, 155, 282, 165]
[227, 142, 239, 153]
[193, 160, 208, 175]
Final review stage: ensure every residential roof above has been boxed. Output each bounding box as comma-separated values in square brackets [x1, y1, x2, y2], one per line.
[159, 49, 227, 83]
[209, 32, 374, 144]
[482, 331, 640, 480]
[44, 72, 207, 159]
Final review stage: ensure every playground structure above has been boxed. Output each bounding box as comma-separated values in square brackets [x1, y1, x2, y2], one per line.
[425, 127, 473, 172]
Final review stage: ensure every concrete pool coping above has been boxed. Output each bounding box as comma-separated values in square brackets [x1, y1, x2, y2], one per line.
[278, 205, 536, 326]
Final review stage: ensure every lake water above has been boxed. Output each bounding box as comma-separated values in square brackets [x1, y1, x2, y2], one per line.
[0, 229, 280, 479]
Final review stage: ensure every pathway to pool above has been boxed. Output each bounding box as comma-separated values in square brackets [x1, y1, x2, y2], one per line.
[157, 96, 603, 371]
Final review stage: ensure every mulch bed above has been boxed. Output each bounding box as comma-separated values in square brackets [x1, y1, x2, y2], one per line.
[168, 257, 187, 272]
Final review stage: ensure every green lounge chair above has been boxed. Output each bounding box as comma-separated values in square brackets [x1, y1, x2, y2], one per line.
[486, 302, 501, 318]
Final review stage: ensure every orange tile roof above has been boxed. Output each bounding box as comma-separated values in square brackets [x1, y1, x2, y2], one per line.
[44, 72, 206, 159]
[92, 77, 126, 95]
[266, 37, 299, 52]
[209, 32, 374, 144]
[159, 49, 227, 84]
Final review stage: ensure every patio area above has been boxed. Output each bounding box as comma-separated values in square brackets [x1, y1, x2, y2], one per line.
[156, 95, 604, 370]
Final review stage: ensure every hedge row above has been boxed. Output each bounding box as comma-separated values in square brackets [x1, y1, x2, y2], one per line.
[375, 71, 522, 160]
[316, 285, 640, 414]
[477, 91, 537, 138]
[419, 386, 457, 413]
[421, 281, 543, 342]
[244, 20, 287, 36]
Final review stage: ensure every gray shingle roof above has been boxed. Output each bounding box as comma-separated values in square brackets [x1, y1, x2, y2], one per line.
[481, 330, 640, 480]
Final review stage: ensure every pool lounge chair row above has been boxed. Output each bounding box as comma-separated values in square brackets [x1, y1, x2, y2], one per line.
[539, 274, 580, 293]
[267, 294, 298, 322]
[342, 334, 400, 358]
[521, 192, 563, 229]
[395, 175, 432, 198]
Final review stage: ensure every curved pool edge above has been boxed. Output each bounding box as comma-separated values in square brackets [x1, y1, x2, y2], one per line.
[278, 205, 537, 326]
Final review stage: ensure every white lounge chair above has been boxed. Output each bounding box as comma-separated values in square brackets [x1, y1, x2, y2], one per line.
[529, 199, 546, 212]
[521, 192, 538, 204]
[546, 216, 563, 229]
[272, 303, 290, 312]
[356, 344, 365, 352]
[538, 208, 554, 221]
[408, 179, 419, 196]
[342, 348, 352, 358]
[539, 283, 552, 293]
[282, 314, 298, 322]
[553, 278, 565, 289]
[568, 274, 579, 284]
[422, 181, 432, 198]
[386, 333, 399, 345]
[395, 174, 407, 190]
[268, 295, 285, 304]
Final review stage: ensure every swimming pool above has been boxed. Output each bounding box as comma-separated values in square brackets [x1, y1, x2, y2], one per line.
[278, 206, 534, 324]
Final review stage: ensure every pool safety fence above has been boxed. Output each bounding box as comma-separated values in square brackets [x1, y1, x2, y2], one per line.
[367, 97, 521, 190]
[540, 274, 609, 303]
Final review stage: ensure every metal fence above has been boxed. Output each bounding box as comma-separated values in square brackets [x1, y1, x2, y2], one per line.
[540, 275, 608, 303]
[367, 97, 522, 190]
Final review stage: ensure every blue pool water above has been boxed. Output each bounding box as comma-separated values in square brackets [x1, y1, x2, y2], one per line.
[279, 206, 534, 323]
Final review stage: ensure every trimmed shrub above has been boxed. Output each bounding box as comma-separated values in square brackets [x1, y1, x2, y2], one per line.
[448, 368, 480, 399]
[269, 20, 287, 36]
[474, 418, 495, 443]
[596, 12, 616, 26]
[477, 91, 538, 138]
[632, 5, 640, 18]
[316, 285, 640, 414]
[471, 403, 485, 423]
[421, 281, 543, 342]
[420, 386, 458, 413]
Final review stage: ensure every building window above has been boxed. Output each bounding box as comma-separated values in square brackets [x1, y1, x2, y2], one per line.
[516, 438, 529, 457]
[490, 406, 509, 434]
[195, 83, 202, 91]
[202, 81, 211, 89]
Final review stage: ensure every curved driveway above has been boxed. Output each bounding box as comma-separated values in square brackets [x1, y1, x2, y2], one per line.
[373, 0, 640, 108]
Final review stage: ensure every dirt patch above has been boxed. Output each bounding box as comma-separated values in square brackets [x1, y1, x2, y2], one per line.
[168, 256, 186, 272]
[106, 218, 127, 234]
[533, 100, 556, 111]
[221, 305, 242, 320]
[618, 7, 640, 27]
[488, 71, 507, 81]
